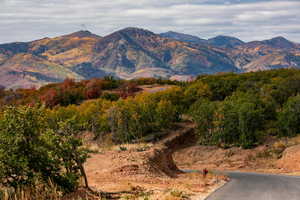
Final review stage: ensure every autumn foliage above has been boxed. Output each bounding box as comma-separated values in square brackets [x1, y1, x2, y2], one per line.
[3, 69, 300, 198]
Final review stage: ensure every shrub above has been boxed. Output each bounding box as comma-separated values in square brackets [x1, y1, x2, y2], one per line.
[0, 106, 87, 193]
[101, 92, 120, 101]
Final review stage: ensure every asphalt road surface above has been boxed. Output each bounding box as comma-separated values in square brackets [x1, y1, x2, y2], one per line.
[206, 172, 300, 200]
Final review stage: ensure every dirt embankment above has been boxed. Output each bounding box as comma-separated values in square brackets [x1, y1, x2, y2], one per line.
[174, 135, 300, 175]
[277, 144, 300, 172]
[142, 123, 197, 177]
[84, 123, 226, 199]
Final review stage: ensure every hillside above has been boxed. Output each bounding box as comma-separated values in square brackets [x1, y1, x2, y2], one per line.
[0, 27, 300, 88]
[2, 69, 300, 199]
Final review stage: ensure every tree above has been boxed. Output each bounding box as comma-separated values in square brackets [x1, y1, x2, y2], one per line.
[190, 92, 265, 148]
[189, 99, 217, 144]
[155, 100, 177, 129]
[40, 88, 59, 107]
[85, 79, 103, 99]
[0, 106, 88, 193]
[78, 99, 112, 139]
[216, 93, 265, 148]
[184, 81, 212, 105]
[238, 102, 264, 148]
[108, 92, 180, 143]
[0, 85, 5, 98]
[278, 95, 300, 137]
[119, 82, 141, 98]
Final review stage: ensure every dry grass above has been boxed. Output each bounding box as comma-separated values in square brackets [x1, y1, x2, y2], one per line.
[163, 190, 190, 200]
[257, 136, 300, 160]
[84, 139, 154, 154]
[0, 181, 62, 200]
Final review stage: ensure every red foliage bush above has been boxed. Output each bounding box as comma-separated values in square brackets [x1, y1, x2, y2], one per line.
[40, 89, 59, 107]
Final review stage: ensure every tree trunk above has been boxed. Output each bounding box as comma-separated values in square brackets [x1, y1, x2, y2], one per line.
[78, 161, 89, 189]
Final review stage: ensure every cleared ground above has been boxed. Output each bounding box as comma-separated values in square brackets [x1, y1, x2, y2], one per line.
[83, 123, 226, 199]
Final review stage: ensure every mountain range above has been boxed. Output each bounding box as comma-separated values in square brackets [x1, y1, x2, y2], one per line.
[0, 27, 300, 88]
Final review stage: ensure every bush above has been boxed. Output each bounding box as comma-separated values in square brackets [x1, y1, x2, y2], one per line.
[0, 106, 87, 193]
[101, 92, 120, 101]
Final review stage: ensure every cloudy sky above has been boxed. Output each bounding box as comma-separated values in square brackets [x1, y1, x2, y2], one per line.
[0, 0, 299, 43]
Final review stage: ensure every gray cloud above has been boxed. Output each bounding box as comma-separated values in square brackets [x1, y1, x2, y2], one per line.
[0, 0, 299, 43]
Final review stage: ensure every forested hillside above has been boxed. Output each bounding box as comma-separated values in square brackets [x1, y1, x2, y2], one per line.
[2, 69, 300, 199]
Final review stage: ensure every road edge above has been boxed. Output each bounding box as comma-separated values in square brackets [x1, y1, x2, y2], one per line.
[200, 179, 229, 200]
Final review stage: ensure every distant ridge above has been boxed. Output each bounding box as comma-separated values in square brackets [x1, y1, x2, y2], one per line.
[160, 31, 207, 44]
[159, 32, 245, 48]
[0, 27, 299, 89]
[207, 35, 245, 48]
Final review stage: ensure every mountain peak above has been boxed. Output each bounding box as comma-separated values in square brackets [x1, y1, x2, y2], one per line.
[66, 30, 101, 38]
[159, 31, 206, 44]
[208, 35, 245, 48]
[270, 36, 288, 41]
[212, 35, 238, 40]
[164, 31, 177, 34]
[118, 27, 155, 37]
[264, 36, 295, 49]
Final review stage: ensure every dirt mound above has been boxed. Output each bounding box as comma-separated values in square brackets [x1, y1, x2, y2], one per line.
[144, 123, 196, 177]
[110, 123, 196, 178]
[277, 144, 300, 171]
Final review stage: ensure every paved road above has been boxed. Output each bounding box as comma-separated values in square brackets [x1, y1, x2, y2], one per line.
[206, 172, 300, 200]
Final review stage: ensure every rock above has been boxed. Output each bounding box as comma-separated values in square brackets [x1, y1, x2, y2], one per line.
[276, 144, 300, 171]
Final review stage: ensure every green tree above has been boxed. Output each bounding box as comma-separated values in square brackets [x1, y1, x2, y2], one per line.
[108, 92, 180, 143]
[218, 93, 265, 148]
[238, 102, 264, 148]
[155, 100, 177, 129]
[189, 99, 217, 144]
[278, 95, 300, 137]
[190, 92, 265, 148]
[184, 81, 212, 105]
[78, 99, 112, 139]
[0, 106, 87, 193]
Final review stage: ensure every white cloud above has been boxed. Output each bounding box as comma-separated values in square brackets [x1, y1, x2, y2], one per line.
[0, 0, 299, 43]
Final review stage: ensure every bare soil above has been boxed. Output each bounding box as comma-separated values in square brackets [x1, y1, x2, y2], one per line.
[174, 135, 300, 175]
[68, 125, 300, 199]
[82, 123, 227, 200]
[138, 85, 175, 93]
[277, 144, 300, 172]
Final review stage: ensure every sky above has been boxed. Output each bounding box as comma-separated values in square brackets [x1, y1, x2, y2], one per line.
[0, 0, 299, 44]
